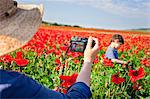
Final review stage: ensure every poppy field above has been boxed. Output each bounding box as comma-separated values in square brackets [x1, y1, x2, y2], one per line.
[0, 26, 150, 98]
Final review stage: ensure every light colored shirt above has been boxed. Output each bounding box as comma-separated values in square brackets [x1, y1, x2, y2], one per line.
[105, 46, 118, 59]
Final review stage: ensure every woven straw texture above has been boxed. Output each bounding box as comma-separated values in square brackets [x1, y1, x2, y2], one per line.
[0, 0, 43, 56]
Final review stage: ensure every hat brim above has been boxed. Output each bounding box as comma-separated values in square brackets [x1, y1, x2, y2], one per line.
[0, 4, 44, 56]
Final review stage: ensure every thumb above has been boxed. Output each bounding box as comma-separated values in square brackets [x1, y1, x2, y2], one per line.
[86, 36, 92, 49]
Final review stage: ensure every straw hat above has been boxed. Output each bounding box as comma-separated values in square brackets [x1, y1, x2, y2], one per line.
[0, 0, 43, 56]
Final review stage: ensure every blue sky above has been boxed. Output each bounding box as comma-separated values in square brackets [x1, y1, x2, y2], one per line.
[17, 0, 150, 30]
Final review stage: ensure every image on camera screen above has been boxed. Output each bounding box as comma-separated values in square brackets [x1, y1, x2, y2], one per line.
[71, 42, 84, 52]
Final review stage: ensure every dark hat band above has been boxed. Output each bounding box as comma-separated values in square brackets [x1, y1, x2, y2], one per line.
[0, 1, 18, 20]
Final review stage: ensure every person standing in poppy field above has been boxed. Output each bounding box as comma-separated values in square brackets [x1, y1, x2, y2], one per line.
[0, 0, 99, 98]
[105, 34, 128, 65]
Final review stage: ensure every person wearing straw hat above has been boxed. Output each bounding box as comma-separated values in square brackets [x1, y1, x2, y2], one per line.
[0, 0, 99, 98]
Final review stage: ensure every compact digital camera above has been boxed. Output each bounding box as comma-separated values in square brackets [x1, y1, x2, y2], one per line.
[70, 36, 96, 53]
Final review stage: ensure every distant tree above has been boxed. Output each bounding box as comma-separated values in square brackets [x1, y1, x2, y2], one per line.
[42, 21, 82, 28]
[53, 22, 59, 26]
[73, 25, 81, 28]
[64, 25, 71, 27]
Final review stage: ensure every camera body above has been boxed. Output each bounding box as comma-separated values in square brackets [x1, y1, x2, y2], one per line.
[70, 36, 95, 53]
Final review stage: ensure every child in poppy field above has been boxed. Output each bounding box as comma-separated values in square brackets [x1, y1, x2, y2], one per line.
[105, 34, 128, 64]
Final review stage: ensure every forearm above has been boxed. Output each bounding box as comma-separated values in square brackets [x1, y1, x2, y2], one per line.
[111, 59, 126, 64]
[76, 62, 92, 87]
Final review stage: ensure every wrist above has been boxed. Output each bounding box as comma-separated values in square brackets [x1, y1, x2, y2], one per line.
[83, 61, 92, 65]
[84, 58, 92, 63]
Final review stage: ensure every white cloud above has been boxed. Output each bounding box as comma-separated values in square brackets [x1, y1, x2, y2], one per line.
[51, 0, 150, 18]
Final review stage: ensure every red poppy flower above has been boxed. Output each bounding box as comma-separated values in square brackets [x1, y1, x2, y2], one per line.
[94, 56, 99, 64]
[56, 65, 61, 71]
[74, 59, 80, 64]
[129, 67, 145, 83]
[55, 51, 61, 57]
[141, 58, 150, 67]
[102, 54, 105, 59]
[103, 58, 114, 67]
[111, 72, 125, 84]
[16, 51, 23, 59]
[55, 58, 61, 64]
[102, 54, 114, 67]
[14, 59, 29, 67]
[59, 73, 78, 88]
[1, 54, 13, 63]
[72, 53, 80, 58]
[60, 46, 68, 51]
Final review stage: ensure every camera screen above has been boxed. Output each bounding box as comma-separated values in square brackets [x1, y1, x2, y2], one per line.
[71, 42, 84, 52]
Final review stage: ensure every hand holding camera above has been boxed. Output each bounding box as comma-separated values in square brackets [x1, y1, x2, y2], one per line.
[84, 36, 99, 63]
[70, 36, 99, 63]
[70, 36, 96, 53]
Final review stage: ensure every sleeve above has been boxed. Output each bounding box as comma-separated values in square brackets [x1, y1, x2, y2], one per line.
[113, 50, 119, 59]
[66, 82, 92, 98]
[1, 70, 92, 99]
[105, 47, 116, 59]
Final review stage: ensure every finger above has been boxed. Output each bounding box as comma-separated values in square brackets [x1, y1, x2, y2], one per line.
[86, 36, 92, 49]
[92, 38, 99, 51]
